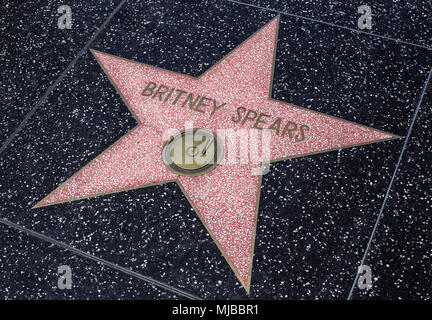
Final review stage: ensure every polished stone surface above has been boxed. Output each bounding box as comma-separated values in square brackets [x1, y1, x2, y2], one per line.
[0, 223, 179, 299]
[1, 0, 431, 299]
[0, 0, 122, 146]
[237, 0, 432, 48]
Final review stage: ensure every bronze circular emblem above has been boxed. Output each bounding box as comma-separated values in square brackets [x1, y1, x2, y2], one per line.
[162, 128, 224, 177]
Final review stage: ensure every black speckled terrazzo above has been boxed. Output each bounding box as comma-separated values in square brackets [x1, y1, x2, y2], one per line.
[0, 0, 122, 146]
[1, 0, 431, 299]
[0, 223, 179, 299]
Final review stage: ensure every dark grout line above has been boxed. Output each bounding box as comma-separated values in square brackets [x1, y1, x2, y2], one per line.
[0, 218, 202, 300]
[0, 0, 128, 157]
[346, 66, 432, 300]
[226, 0, 432, 51]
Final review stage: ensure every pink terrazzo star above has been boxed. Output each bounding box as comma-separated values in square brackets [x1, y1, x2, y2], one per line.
[34, 16, 398, 292]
